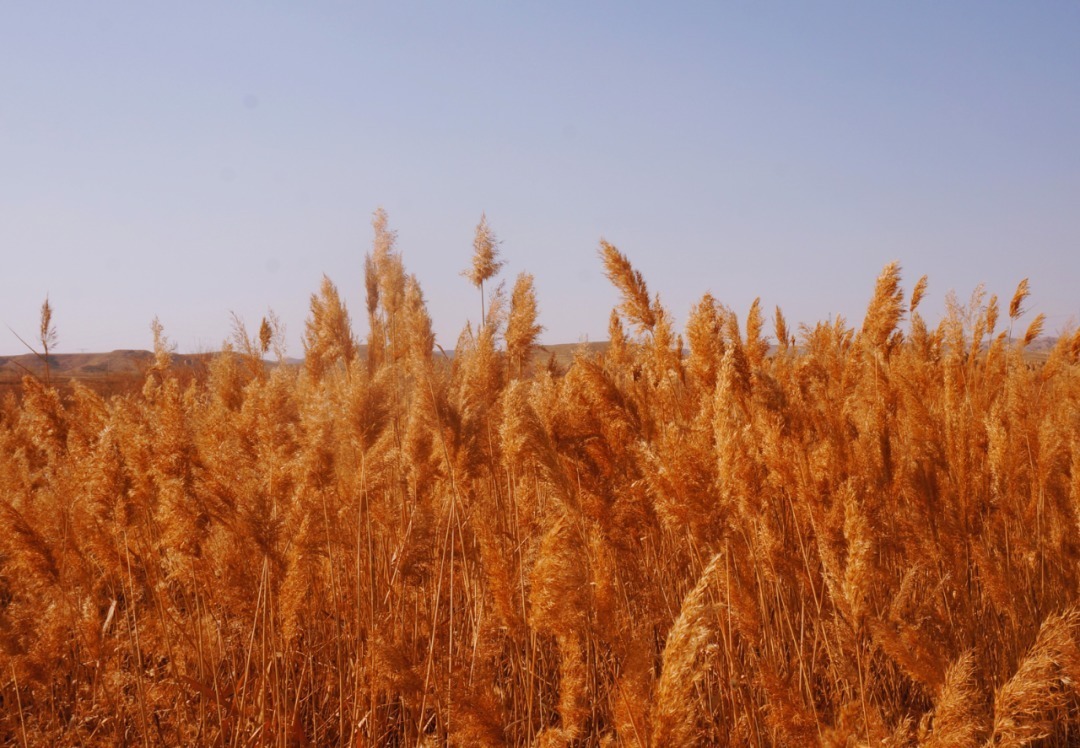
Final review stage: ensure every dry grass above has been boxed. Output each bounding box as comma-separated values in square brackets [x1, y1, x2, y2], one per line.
[2, 213, 1080, 746]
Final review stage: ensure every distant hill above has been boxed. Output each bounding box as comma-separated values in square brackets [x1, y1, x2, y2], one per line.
[2, 349, 184, 377]
[0, 350, 223, 399]
[0, 342, 614, 399]
[0, 337, 1057, 400]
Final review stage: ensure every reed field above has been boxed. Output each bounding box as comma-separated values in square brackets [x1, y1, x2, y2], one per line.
[3, 211, 1080, 746]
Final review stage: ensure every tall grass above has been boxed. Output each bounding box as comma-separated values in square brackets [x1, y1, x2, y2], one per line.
[2, 213, 1080, 746]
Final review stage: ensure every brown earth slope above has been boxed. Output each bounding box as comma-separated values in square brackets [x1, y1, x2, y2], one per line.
[0, 343, 610, 400]
[0, 350, 214, 399]
[0, 337, 1048, 400]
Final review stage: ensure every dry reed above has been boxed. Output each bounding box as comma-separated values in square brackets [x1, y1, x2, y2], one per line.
[1, 217, 1079, 746]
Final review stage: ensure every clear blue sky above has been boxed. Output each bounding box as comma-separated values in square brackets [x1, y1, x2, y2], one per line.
[3, 2, 1078, 355]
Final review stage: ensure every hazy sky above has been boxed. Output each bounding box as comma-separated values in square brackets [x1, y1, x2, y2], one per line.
[2, 2, 1078, 355]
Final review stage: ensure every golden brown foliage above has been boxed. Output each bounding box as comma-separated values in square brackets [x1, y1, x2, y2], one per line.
[2, 228, 1079, 746]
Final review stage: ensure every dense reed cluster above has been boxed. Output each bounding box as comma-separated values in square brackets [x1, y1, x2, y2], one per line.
[3, 211, 1080, 746]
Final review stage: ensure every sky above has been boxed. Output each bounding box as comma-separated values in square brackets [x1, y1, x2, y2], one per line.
[2, 2, 1079, 356]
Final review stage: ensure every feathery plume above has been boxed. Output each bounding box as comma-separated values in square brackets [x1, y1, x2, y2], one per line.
[1009, 278, 1030, 320]
[652, 554, 722, 747]
[303, 275, 357, 380]
[505, 272, 543, 378]
[599, 240, 656, 334]
[464, 213, 504, 321]
[910, 275, 928, 313]
[861, 261, 904, 350]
